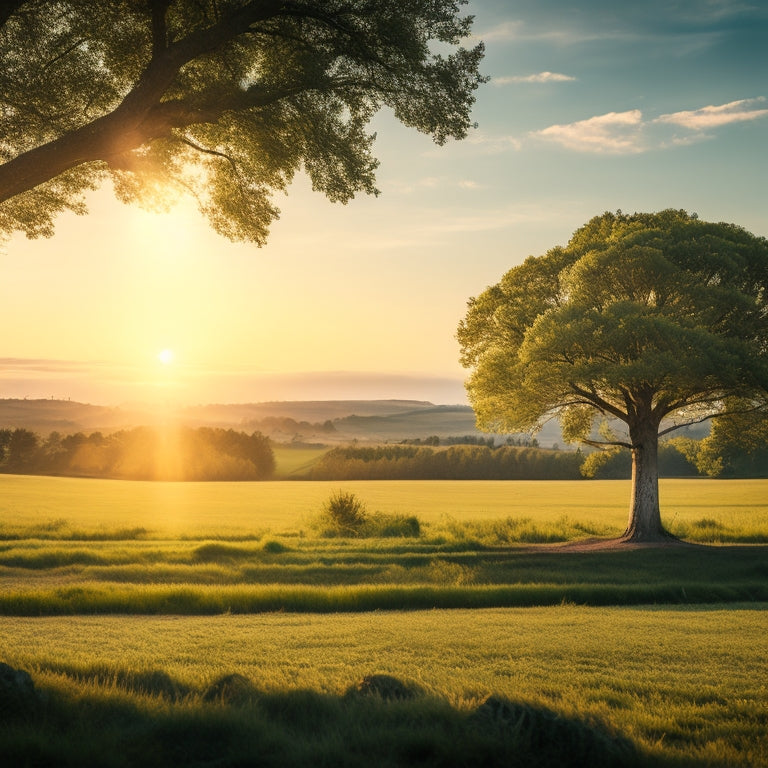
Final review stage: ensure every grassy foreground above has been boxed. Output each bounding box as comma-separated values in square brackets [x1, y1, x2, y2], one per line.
[2, 475, 767, 765]
[1, 607, 767, 767]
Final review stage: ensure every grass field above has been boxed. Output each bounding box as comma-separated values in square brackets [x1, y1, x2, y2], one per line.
[1, 608, 766, 766]
[3, 474, 768, 539]
[1, 474, 767, 766]
[272, 446, 328, 478]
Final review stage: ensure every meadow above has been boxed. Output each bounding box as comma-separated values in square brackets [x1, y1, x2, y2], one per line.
[3, 473, 768, 539]
[1, 474, 767, 766]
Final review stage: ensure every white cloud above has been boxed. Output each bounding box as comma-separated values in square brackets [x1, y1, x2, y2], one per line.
[655, 98, 768, 129]
[529, 97, 767, 154]
[474, 20, 525, 42]
[473, 19, 638, 47]
[532, 110, 646, 154]
[494, 72, 577, 85]
[462, 132, 523, 153]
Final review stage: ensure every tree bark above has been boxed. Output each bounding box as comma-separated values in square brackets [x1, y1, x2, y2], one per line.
[623, 419, 671, 541]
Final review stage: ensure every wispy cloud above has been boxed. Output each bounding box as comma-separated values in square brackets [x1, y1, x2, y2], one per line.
[0, 357, 94, 375]
[421, 202, 587, 235]
[419, 131, 522, 157]
[472, 7, 752, 56]
[530, 98, 768, 154]
[533, 110, 645, 154]
[493, 72, 577, 85]
[655, 98, 768, 129]
[0, 358, 469, 406]
[475, 20, 525, 42]
[387, 176, 485, 194]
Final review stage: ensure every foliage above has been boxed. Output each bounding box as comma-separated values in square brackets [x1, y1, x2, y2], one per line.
[458, 209, 768, 538]
[672, 408, 768, 477]
[309, 443, 583, 480]
[312, 490, 420, 538]
[0, 0, 485, 242]
[0, 425, 275, 480]
[319, 490, 369, 536]
[580, 443, 698, 479]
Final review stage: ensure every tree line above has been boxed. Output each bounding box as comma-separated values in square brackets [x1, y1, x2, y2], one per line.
[308, 438, 766, 481]
[309, 444, 584, 481]
[0, 426, 275, 481]
[1, 422, 764, 482]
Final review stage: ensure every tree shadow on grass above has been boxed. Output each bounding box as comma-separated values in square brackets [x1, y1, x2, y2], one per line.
[0, 665, 714, 768]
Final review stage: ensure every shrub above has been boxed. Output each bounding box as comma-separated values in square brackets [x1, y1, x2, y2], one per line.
[320, 490, 369, 536]
[363, 513, 421, 538]
[262, 539, 289, 554]
[314, 492, 421, 539]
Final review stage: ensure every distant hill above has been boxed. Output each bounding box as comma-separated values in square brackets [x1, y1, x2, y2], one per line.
[180, 399, 438, 425]
[0, 399, 127, 434]
[0, 398, 565, 446]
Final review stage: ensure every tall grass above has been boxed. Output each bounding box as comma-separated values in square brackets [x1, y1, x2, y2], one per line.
[1, 543, 767, 614]
[3, 580, 767, 616]
[2, 607, 767, 766]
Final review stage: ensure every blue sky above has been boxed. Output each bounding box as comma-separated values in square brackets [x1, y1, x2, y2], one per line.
[2, 0, 767, 406]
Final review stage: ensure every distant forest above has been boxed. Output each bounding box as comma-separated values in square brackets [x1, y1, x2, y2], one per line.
[1, 425, 766, 481]
[307, 443, 701, 481]
[0, 427, 275, 481]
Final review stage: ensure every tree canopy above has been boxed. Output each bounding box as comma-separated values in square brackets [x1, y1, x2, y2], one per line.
[0, 0, 485, 242]
[458, 209, 768, 540]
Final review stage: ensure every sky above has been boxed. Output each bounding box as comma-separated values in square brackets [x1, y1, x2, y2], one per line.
[2, 0, 767, 407]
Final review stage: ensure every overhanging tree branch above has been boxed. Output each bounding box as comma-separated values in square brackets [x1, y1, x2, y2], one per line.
[0, 1, 485, 241]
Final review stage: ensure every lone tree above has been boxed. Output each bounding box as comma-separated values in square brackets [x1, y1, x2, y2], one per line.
[458, 210, 768, 542]
[0, 0, 484, 242]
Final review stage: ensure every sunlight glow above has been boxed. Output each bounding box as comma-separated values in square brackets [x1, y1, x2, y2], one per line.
[157, 349, 175, 365]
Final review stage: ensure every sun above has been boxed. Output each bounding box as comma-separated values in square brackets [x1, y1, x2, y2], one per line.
[157, 348, 175, 365]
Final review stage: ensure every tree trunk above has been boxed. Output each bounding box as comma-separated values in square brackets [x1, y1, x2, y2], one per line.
[623, 419, 671, 541]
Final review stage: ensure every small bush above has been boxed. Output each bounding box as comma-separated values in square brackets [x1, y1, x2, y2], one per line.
[192, 543, 254, 563]
[363, 513, 421, 538]
[313, 492, 421, 539]
[262, 540, 289, 554]
[319, 491, 369, 536]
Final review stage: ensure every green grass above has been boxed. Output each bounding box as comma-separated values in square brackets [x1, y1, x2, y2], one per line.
[1, 474, 767, 613]
[1, 607, 766, 766]
[2, 474, 767, 765]
[1, 543, 767, 614]
[2, 474, 768, 540]
[272, 445, 329, 478]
